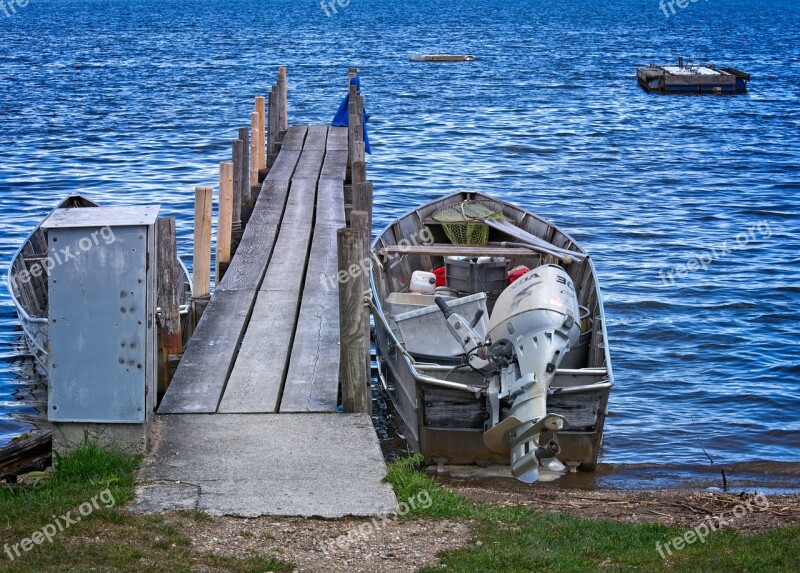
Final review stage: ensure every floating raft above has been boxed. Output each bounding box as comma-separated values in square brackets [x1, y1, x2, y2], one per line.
[410, 54, 475, 62]
[637, 60, 750, 94]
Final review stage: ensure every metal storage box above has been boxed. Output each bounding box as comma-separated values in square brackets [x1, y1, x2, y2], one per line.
[393, 292, 489, 358]
[445, 258, 508, 294]
[42, 206, 160, 423]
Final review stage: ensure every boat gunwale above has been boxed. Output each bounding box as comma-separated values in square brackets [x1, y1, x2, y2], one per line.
[5, 194, 98, 326]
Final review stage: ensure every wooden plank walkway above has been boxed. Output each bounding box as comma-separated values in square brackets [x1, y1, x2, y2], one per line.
[159, 124, 347, 415]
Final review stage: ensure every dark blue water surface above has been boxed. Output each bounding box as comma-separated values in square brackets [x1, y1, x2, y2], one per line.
[1, 0, 798, 468]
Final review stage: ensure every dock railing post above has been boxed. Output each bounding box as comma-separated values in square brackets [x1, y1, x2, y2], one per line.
[249, 111, 262, 205]
[278, 66, 288, 133]
[255, 96, 266, 180]
[350, 209, 372, 410]
[231, 139, 244, 253]
[156, 216, 183, 390]
[192, 186, 213, 326]
[347, 84, 359, 177]
[267, 84, 279, 168]
[237, 127, 252, 227]
[353, 181, 373, 230]
[338, 225, 371, 414]
[215, 162, 233, 286]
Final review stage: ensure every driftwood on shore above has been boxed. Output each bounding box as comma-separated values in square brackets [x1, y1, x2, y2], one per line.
[0, 430, 52, 481]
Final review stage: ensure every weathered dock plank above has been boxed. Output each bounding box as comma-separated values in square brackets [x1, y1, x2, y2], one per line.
[326, 126, 349, 151]
[265, 149, 302, 182]
[320, 150, 348, 180]
[158, 289, 255, 414]
[281, 125, 308, 151]
[218, 177, 318, 413]
[294, 149, 325, 180]
[216, 180, 290, 292]
[279, 179, 345, 412]
[303, 124, 329, 150]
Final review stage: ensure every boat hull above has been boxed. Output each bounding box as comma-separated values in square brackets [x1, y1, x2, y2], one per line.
[371, 191, 613, 472]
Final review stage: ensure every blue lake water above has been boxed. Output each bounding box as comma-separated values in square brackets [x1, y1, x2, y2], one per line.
[1, 0, 798, 468]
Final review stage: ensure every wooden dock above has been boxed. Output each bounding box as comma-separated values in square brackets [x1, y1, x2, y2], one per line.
[158, 124, 348, 415]
[135, 68, 394, 517]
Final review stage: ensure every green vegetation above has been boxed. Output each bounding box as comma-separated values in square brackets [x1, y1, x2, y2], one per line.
[385, 455, 800, 573]
[0, 443, 293, 573]
[3, 447, 798, 572]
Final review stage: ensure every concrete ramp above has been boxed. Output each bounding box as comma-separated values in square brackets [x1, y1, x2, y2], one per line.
[131, 413, 397, 518]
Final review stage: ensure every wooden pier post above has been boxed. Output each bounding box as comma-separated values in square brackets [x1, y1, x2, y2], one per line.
[255, 96, 266, 178]
[353, 181, 373, 229]
[278, 66, 288, 132]
[192, 186, 213, 325]
[267, 85, 279, 168]
[250, 111, 260, 189]
[231, 138, 244, 253]
[350, 209, 372, 406]
[238, 127, 251, 227]
[156, 216, 183, 390]
[338, 225, 370, 414]
[347, 85, 360, 175]
[216, 162, 233, 285]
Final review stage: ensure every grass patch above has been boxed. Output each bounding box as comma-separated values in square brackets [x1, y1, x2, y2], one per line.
[385, 455, 800, 572]
[0, 443, 294, 572]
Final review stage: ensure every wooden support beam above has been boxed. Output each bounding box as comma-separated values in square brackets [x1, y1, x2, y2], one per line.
[347, 84, 359, 171]
[192, 186, 212, 298]
[231, 139, 244, 253]
[353, 181, 373, 230]
[267, 85, 279, 168]
[337, 225, 370, 414]
[237, 127, 252, 228]
[278, 66, 288, 132]
[250, 111, 260, 187]
[156, 217, 183, 357]
[192, 185, 213, 325]
[351, 158, 366, 186]
[378, 244, 552, 257]
[255, 96, 266, 172]
[350, 210, 372, 399]
[216, 162, 234, 285]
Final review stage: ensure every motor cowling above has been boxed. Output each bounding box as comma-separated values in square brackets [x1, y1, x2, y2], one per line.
[487, 264, 581, 373]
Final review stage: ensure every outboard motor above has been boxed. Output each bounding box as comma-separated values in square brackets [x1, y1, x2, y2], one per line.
[435, 264, 581, 483]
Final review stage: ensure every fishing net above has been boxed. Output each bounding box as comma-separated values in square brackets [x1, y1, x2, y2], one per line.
[432, 199, 504, 246]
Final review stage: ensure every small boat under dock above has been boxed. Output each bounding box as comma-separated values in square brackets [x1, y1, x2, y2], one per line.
[637, 58, 750, 94]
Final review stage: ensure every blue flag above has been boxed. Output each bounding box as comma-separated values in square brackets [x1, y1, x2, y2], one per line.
[331, 75, 371, 154]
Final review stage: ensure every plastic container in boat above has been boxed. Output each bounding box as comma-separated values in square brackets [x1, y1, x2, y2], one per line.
[410, 270, 437, 294]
